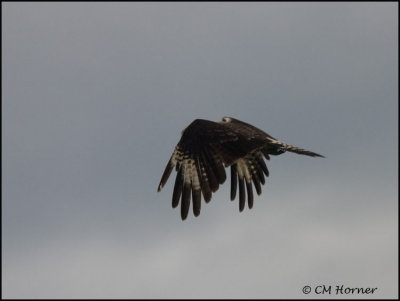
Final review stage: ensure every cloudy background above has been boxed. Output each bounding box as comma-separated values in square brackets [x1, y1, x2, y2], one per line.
[2, 2, 398, 299]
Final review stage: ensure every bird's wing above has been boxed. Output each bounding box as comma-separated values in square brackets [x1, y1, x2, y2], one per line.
[223, 117, 324, 211]
[230, 151, 270, 212]
[157, 119, 269, 220]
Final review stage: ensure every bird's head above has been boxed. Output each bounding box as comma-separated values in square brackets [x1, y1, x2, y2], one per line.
[221, 117, 232, 123]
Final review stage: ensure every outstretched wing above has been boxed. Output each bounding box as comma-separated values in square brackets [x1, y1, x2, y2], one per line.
[157, 119, 269, 220]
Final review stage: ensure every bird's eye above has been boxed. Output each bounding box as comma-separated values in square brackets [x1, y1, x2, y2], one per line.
[222, 117, 231, 122]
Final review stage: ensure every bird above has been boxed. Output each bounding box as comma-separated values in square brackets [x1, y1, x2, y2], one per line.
[157, 117, 324, 220]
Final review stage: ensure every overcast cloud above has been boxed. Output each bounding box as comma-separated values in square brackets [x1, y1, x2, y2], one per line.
[2, 2, 398, 299]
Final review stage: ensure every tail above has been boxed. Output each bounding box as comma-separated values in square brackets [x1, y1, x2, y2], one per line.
[267, 138, 325, 158]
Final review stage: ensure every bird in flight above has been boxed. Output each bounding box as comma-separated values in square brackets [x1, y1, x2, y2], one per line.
[158, 117, 324, 220]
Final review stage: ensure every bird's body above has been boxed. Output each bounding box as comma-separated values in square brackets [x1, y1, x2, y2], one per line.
[158, 117, 324, 220]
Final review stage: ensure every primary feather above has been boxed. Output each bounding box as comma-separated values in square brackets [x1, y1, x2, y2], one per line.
[157, 117, 324, 220]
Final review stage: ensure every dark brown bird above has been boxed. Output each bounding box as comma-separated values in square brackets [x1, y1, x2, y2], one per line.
[158, 117, 324, 220]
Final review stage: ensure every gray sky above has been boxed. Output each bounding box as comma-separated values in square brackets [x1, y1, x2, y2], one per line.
[2, 2, 398, 299]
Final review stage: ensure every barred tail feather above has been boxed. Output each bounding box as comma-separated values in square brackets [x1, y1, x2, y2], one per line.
[268, 139, 325, 158]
